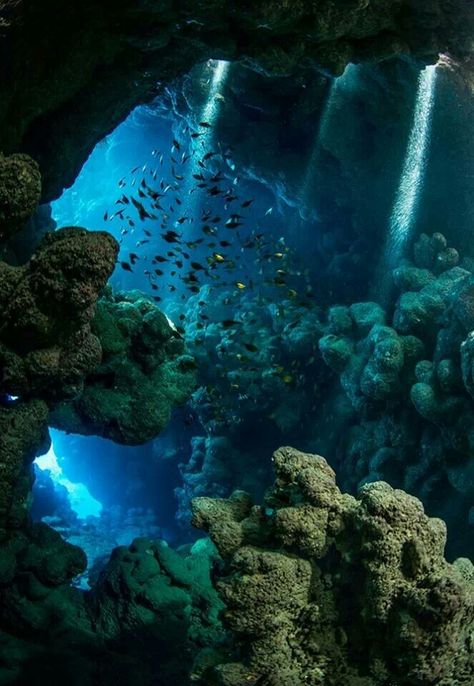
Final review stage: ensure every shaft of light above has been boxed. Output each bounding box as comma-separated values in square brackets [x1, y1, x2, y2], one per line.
[386, 66, 437, 263]
[300, 64, 358, 220]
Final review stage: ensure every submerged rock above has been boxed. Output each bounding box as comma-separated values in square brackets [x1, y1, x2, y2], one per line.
[0, 227, 119, 402]
[0, 153, 41, 239]
[50, 289, 197, 444]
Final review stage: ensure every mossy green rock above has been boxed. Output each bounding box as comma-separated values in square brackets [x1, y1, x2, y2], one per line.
[50, 289, 197, 444]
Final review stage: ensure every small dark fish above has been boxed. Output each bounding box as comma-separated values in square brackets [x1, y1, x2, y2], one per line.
[193, 173, 205, 181]
[221, 320, 240, 329]
[120, 261, 133, 272]
[172, 139, 181, 151]
[152, 295, 162, 302]
[225, 220, 242, 229]
[154, 255, 168, 263]
[199, 121, 212, 128]
[191, 132, 203, 139]
[220, 240, 231, 247]
[129, 252, 139, 263]
[191, 262, 206, 271]
[241, 199, 254, 208]
[162, 230, 181, 244]
[244, 343, 259, 353]
[103, 211, 108, 221]
[154, 269, 164, 276]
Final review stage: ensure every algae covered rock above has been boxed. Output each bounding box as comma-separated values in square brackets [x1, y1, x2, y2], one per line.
[0, 227, 119, 402]
[0, 400, 50, 538]
[51, 289, 197, 444]
[193, 446, 474, 686]
[0, 153, 41, 239]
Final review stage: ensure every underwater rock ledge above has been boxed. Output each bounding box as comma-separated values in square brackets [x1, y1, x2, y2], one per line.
[192, 446, 474, 686]
[50, 288, 198, 445]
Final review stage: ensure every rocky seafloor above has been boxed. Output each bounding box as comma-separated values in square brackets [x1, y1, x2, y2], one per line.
[1, 2, 474, 685]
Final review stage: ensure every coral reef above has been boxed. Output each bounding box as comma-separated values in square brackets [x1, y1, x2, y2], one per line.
[50, 289, 197, 445]
[192, 446, 474, 686]
[0, 528, 224, 686]
[173, 284, 329, 529]
[0, 227, 119, 402]
[319, 233, 474, 557]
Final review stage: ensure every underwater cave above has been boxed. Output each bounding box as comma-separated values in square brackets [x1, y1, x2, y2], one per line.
[1, 3, 474, 685]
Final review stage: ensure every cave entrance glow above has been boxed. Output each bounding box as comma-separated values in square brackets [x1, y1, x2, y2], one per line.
[35, 437, 102, 520]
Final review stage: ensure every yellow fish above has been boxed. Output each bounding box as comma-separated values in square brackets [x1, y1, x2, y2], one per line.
[235, 281, 246, 289]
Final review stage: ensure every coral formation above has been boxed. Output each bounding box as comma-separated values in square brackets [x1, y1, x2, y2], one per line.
[0, 531, 223, 686]
[319, 232, 474, 557]
[0, 153, 41, 239]
[0, 401, 50, 539]
[0, 227, 119, 402]
[192, 446, 474, 685]
[50, 289, 197, 444]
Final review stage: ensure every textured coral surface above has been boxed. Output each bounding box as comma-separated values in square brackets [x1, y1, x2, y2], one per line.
[193, 446, 474, 685]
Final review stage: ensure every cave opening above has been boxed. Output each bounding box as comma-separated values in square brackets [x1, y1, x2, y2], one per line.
[26, 55, 473, 586]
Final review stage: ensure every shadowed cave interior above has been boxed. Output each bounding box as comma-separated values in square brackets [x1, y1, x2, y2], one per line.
[1, 3, 474, 685]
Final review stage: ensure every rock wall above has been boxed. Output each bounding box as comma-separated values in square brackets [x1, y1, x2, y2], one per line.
[2, 0, 473, 200]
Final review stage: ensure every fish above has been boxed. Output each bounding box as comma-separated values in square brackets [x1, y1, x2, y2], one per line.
[199, 121, 212, 128]
[241, 199, 254, 208]
[225, 219, 242, 229]
[103, 211, 108, 221]
[172, 139, 181, 151]
[265, 207, 273, 216]
[244, 343, 259, 353]
[190, 262, 206, 271]
[221, 320, 241, 328]
[120, 261, 133, 272]
[162, 231, 181, 243]
[235, 282, 246, 289]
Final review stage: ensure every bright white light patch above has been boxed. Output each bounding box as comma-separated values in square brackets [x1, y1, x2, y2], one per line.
[387, 66, 437, 258]
[35, 442, 102, 519]
[374, 65, 437, 304]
